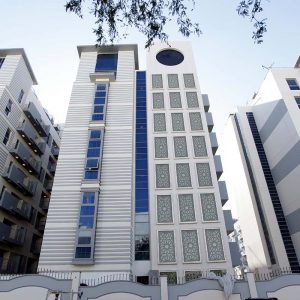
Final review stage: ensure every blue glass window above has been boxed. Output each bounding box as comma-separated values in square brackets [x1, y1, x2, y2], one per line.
[87, 148, 100, 158]
[84, 171, 98, 179]
[92, 84, 107, 121]
[75, 247, 91, 258]
[287, 79, 300, 90]
[156, 49, 184, 66]
[95, 54, 118, 72]
[97, 84, 106, 90]
[78, 237, 91, 244]
[88, 140, 101, 148]
[94, 106, 104, 113]
[86, 159, 99, 169]
[0, 58, 4, 69]
[94, 98, 106, 105]
[90, 131, 101, 139]
[92, 114, 104, 121]
[80, 206, 95, 215]
[79, 216, 94, 228]
[82, 192, 95, 204]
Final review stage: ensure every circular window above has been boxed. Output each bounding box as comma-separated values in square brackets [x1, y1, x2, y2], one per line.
[156, 49, 184, 66]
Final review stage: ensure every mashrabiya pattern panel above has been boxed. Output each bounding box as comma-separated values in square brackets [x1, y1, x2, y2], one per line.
[152, 74, 163, 88]
[171, 113, 185, 131]
[189, 112, 203, 131]
[160, 272, 177, 284]
[154, 113, 166, 132]
[157, 195, 173, 223]
[178, 194, 196, 222]
[205, 229, 225, 261]
[196, 163, 212, 187]
[182, 230, 200, 262]
[156, 164, 170, 188]
[174, 136, 188, 157]
[200, 193, 218, 221]
[158, 231, 176, 263]
[169, 92, 182, 108]
[153, 92, 164, 109]
[186, 92, 199, 108]
[176, 163, 192, 188]
[185, 271, 202, 282]
[183, 74, 195, 88]
[193, 136, 207, 157]
[155, 137, 168, 158]
[168, 74, 179, 88]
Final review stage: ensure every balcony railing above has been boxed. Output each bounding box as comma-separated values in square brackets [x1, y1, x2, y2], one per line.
[37, 219, 46, 232]
[16, 121, 46, 156]
[47, 162, 56, 175]
[0, 222, 26, 246]
[9, 142, 41, 175]
[0, 191, 31, 220]
[44, 180, 53, 192]
[51, 147, 59, 158]
[2, 165, 37, 196]
[24, 102, 50, 137]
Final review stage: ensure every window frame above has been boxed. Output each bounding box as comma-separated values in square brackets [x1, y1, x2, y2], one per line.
[286, 78, 300, 90]
[5, 99, 12, 116]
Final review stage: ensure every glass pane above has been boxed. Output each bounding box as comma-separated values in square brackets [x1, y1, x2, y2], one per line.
[80, 206, 95, 215]
[92, 114, 104, 121]
[95, 53, 118, 72]
[90, 131, 101, 139]
[95, 91, 106, 97]
[79, 216, 94, 228]
[94, 106, 104, 113]
[94, 97, 106, 105]
[82, 192, 95, 204]
[75, 247, 91, 258]
[86, 159, 99, 168]
[96, 84, 106, 90]
[87, 148, 100, 157]
[84, 171, 98, 180]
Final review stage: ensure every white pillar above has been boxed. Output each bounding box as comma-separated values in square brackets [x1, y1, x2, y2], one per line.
[246, 272, 258, 298]
[71, 272, 81, 300]
[160, 276, 168, 300]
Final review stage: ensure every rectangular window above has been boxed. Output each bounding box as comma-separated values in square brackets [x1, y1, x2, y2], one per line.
[5, 99, 12, 115]
[92, 84, 107, 121]
[80, 206, 95, 216]
[17, 89, 24, 103]
[95, 54, 118, 72]
[0, 57, 4, 69]
[79, 216, 94, 228]
[3, 128, 11, 145]
[75, 246, 91, 258]
[295, 97, 300, 109]
[82, 192, 95, 204]
[286, 79, 300, 90]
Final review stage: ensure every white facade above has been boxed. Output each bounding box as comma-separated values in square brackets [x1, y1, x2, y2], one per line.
[39, 42, 233, 280]
[220, 58, 300, 272]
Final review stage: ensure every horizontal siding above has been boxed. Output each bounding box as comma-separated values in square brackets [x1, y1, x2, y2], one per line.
[0, 55, 20, 87]
[76, 52, 97, 82]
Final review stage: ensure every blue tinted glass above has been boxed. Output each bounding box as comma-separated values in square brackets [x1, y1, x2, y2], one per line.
[86, 159, 99, 168]
[87, 148, 100, 157]
[90, 131, 101, 139]
[136, 169, 148, 176]
[136, 147, 147, 154]
[75, 247, 91, 258]
[136, 111, 146, 118]
[136, 189, 148, 199]
[96, 84, 106, 91]
[136, 134, 147, 142]
[136, 71, 146, 80]
[95, 91, 106, 97]
[82, 192, 95, 204]
[89, 140, 101, 148]
[94, 106, 104, 113]
[84, 171, 98, 179]
[136, 181, 148, 189]
[80, 206, 95, 215]
[94, 97, 106, 105]
[136, 153, 147, 159]
[79, 216, 94, 228]
[92, 114, 104, 121]
[95, 54, 118, 72]
[136, 160, 147, 169]
[156, 49, 184, 66]
[78, 237, 91, 244]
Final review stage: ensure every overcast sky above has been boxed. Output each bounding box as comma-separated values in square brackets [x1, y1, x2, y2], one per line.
[1, 1, 300, 139]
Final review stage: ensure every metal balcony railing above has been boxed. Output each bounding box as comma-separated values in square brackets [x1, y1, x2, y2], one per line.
[0, 191, 31, 220]
[0, 222, 26, 246]
[2, 165, 37, 196]
[9, 142, 41, 175]
[51, 147, 59, 158]
[24, 102, 50, 137]
[39, 198, 50, 210]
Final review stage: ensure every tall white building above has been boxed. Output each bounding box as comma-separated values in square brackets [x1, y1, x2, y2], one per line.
[0, 49, 61, 273]
[220, 57, 300, 273]
[39, 42, 235, 281]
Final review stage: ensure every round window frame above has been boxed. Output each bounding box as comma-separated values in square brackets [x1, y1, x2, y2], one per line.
[156, 49, 184, 66]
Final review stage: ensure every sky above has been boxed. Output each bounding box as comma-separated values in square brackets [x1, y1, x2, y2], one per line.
[1, 0, 300, 139]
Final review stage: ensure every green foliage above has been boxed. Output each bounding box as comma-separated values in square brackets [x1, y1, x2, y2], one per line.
[65, 0, 267, 47]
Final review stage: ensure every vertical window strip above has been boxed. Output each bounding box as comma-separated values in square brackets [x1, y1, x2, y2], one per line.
[0, 57, 5, 69]
[135, 71, 150, 261]
[92, 83, 108, 121]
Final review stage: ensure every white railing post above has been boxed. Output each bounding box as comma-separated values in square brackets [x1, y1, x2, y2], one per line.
[160, 276, 168, 300]
[246, 272, 258, 298]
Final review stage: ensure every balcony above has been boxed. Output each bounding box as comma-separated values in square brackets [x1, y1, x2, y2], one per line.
[51, 146, 59, 158]
[209, 132, 218, 155]
[205, 112, 214, 132]
[229, 241, 241, 267]
[37, 218, 46, 232]
[24, 102, 50, 137]
[17, 121, 46, 156]
[39, 197, 50, 210]
[223, 210, 234, 235]
[9, 142, 41, 175]
[2, 165, 37, 196]
[0, 191, 31, 220]
[214, 155, 223, 179]
[47, 162, 56, 175]
[202, 94, 210, 112]
[218, 181, 228, 206]
[0, 222, 26, 246]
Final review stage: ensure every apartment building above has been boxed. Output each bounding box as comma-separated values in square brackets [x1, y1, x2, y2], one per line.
[220, 57, 300, 273]
[0, 49, 61, 273]
[39, 42, 236, 282]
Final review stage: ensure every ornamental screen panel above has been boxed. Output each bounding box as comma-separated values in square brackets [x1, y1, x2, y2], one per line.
[205, 229, 225, 261]
[193, 136, 207, 157]
[196, 163, 213, 187]
[200, 193, 218, 221]
[152, 74, 163, 88]
[171, 113, 185, 131]
[157, 195, 173, 223]
[154, 113, 166, 132]
[168, 74, 179, 88]
[189, 112, 203, 131]
[169, 92, 182, 108]
[178, 194, 196, 222]
[183, 74, 195, 88]
[158, 231, 176, 263]
[153, 93, 164, 109]
[182, 230, 200, 262]
[156, 164, 170, 188]
[176, 163, 192, 188]
[174, 136, 188, 158]
[154, 137, 168, 158]
[186, 92, 199, 108]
